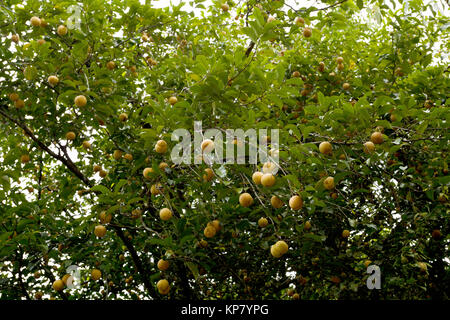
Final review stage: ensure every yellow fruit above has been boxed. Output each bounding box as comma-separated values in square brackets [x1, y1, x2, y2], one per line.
[106, 61, 116, 70]
[303, 27, 312, 37]
[363, 141, 375, 154]
[210, 220, 221, 232]
[204, 225, 216, 238]
[304, 221, 311, 230]
[62, 274, 71, 285]
[221, 3, 230, 11]
[342, 229, 350, 238]
[99, 211, 112, 224]
[201, 139, 214, 153]
[261, 173, 276, 187]
[113, 150, 123, 160]
[74, 95, 87, 107]
[262, 162, 277, 174]
[270, 195, 283, 208]
[151, 183, 163, 195]
[337, 63, 344, 71]
[168, 96, 178, 105]
[52, 280, 65, 291]
[289, 195, 303, 210]
[93, 165, 102, 172]
[39, 18, 48, 27]
[157, 259, 169, 271]
[11, 34, 19, 43]
[155, 140, 168, 154]
[66, 132, 76, 140]
[252, 172, 263, 185]
[57, 25, 67, 36]
[342, 82, 350, 90]
[336, 57, 344, 64]
[124, 153, 133, 161]
[271, 240, 288, 258]
[159, 208, 173, 221]
[203, 168, 214, 181]
[21, 154, 30, 163]
[14, 99, 25, 109]
[292, 71, 301, 78]
[198, 239, 208, 248]
[82, 141, 91, 150]
[364, 260, 372, 268]
[157, 279, 170, 294]
[143, 167, 154, 178]
[94, 225, 107, 238]
[30, 16, 41, 27]
[119, 113, 128, 122]
[99, 170, 107, 178]
[323, 177, 335, 190]
[371, 132, 384, 144]
[258, 217, 268, 228]
[9, 93, 19, 101]
[91, 269, 102, 281]
[48, 76, 59, 86]
[35, 291, 43, 300]
[239, 192, 253, 207]
[131, 209, 142, 219]
[319, 141, 332, 155]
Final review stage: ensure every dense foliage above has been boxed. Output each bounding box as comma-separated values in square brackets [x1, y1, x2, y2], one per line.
[0, 0, 449, 300]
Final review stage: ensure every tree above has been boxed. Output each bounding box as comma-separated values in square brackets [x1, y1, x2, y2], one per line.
[0, 0, 448, 300]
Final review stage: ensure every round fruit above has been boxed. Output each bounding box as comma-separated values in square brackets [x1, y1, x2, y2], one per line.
[159, 208, 173, 221]
[106, 61, 116, 70]
[94, 225, 107, 238]
[303, 27, 312, 38]
[432, 229, 441, 240]
[93, 165, 102, 172]
[9, 93, 19, 101]
[342, 229, 350, 238]
[319, 141, 332, 155]
[99, 170, 107, 178]
[262, 162, 277, 174]
[91, 269, 102, 281]
[57, 25, 67, 36]
[304, 221, 311, 230]
[82, 141, 91, 150]
[74, 95, 87, 107]
[271, 195, 284, 209]
[21, 154, 30, 163]
[261, 173, 276, 187]
[52, 280, 65, 292]
[289, 195, 303, 210]
[30, 16, 41, 27]
[239, 193, 253, 207]
[204, 225, 216, 238]
[252, 172, 263, 185]
[203, 168, 214, 181]
[363, 141, 375, 154]
[14, 99, 25, 109]
[157, 259, 169, 271]
[157, 279, 170, 294]
[337, 63, 344, 71]
[221, 3, 230, 11]
[124, 153, 133, 161]
[210, 220, 221, 232]
[113, 150, 123, 160]
[323, 177, 335, 190]
[292, 71, 300, 78]
[295, 17, 305, 25]
[342, 82, 350, 90]
[66, 132, 76, 140]
[201, 139, 214, 153]
[143, 167, 154, 178]
[336, 57, 344, 64]
[99, 211, 112, 224]
[48, 75, 59, 86]
[371, 132, 384, 144]
[11, 34, 19, 43]
[35, 291, 43, 300]
[168, 96, 178, 105]
[119, 113, 128, 122]
[62, 274, 71, 285]
[151, 183, 163, 195]
[258, 217, 268, 228]
[155, 140, 168, 154]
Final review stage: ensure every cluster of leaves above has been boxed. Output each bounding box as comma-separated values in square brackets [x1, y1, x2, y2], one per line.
[0, 0, 449, 300]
